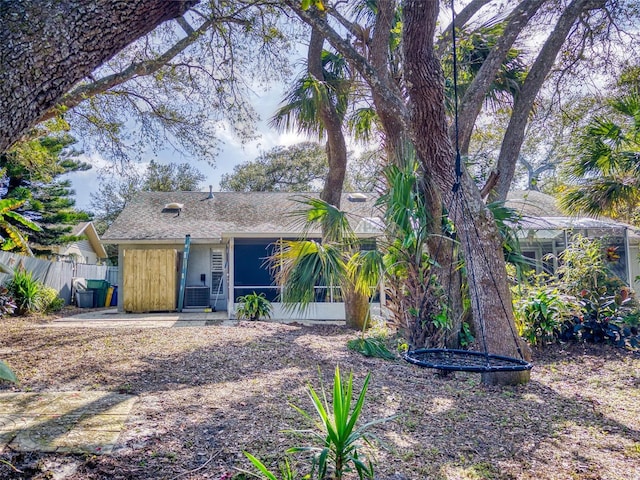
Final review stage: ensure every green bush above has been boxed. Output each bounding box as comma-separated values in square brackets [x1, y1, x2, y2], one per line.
[347, 336, 396, 360]
[39, 286, 64, 313]
[513, 235, 640, 350]
[6, 268, 42, 315]
[515, 287, 573, 346]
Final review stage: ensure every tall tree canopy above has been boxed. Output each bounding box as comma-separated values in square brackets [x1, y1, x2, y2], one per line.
[219, 142, 380, 192]
[560, 88, 640, 222]
[220, 143, 329, 192]
[1, 132, 91, 254]
[0, 0, 196, 152]
[283, 0, 639, 384]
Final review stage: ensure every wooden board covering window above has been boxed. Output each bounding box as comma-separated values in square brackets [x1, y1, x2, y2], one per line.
[123, 249, 178, 312]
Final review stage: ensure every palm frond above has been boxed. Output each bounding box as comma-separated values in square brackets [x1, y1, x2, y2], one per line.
[289, 196, 357, 244]
[272, 239, 346, 312]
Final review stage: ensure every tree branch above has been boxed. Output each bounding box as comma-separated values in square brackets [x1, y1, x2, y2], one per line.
[284, 1, 409, 129]
[455, 0, 547, 155]
[436, 0, 495, 56]
[39, 16, 213, 123]
[0, 0, 198, 152]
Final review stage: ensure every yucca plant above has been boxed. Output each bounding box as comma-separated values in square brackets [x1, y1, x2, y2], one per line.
[244, 366, 392, 480]
[5, 266, 43, 315]
[288, 366, 383, 480]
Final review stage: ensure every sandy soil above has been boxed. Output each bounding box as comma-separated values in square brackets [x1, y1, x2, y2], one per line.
[0, 312, 639, 480]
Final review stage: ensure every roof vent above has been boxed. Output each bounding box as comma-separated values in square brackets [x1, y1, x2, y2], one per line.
[207, 185, 214, 199]
[347, 193, 368, 202]
[163, 202, 183, 210]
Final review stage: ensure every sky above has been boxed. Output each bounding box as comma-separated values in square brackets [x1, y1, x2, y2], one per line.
[66, 82, 308, 211]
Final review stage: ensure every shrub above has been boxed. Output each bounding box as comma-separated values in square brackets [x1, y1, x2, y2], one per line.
[5, 267, 42, 315]
[559, 292, 640, 349]
[39, 286, 64, 313]
[236, 292, 272, 321]
[347, 337, 396, 360]
[515, 287, 573, 346]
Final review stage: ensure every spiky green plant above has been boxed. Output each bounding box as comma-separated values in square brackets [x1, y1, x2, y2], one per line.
[235, 292, 272, 321]
[5, 267, 43, 315]
[288, 366, 384, 480]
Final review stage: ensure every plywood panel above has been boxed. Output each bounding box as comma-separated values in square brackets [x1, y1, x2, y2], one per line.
[123, 249, 177, 312]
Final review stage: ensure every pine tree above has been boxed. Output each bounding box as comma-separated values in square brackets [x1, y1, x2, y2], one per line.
[0, 133, 92, 256]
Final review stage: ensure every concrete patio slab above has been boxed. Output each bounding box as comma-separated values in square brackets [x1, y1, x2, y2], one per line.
[48, 308, 230, 328]
[47, 308, 346, 328]
[0, 391, 136, 454]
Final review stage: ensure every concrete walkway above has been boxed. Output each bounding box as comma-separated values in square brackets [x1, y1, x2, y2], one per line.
[0, 391, 136, 454]
[49, 308, 232, 328]
[49, 308, 345, 328]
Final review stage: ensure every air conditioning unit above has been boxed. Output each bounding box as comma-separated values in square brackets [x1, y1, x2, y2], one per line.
[185, 286, 210, 308]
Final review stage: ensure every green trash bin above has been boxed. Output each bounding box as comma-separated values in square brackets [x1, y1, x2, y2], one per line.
[87, 279, 110, 308]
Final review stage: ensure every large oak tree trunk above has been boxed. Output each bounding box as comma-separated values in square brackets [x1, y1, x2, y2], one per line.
[491, 0, 605, 201]
[0, 0, 196, 152]
[369, 0, 462, 346]
[403, 0, 530, 385]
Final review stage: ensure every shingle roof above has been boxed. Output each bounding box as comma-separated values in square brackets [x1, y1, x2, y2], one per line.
[504, 190, 563, 217]
[102, 191, 381, 243]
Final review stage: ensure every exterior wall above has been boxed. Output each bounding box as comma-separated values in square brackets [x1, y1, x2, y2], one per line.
[60, 240, 99, 264]
[630, 245, 640, 293]
[186, 246, 210, 287]
[116, 241, 228, 312]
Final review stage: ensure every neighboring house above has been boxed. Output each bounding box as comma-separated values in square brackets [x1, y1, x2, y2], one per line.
[101, 190, 382, 319]
[53, 222, 108, 265]
[506, 191, 640, 292]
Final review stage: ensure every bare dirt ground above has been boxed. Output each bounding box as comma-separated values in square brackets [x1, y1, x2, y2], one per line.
[0, 310, 639, 480]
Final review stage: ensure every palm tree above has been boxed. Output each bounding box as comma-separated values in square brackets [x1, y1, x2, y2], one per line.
[269, 197, 382, 330]
[560, 90, 640, 222]
[270, 31, 353, 209]
[0, 198, 42, 256]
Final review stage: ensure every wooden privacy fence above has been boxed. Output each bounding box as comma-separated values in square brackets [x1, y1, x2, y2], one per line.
[0, 251, 108, 305]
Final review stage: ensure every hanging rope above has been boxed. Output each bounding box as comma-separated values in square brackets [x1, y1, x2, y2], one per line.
[450, 3, 463, 184]
[403, 1, 532, 373]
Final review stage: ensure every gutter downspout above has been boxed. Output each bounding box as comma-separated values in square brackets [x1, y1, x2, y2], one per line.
[624, 227, 632, 287]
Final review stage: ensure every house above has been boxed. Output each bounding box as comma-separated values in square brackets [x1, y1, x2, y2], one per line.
[53, 221, 108, 265]
[101, 190, 382, 319]
[506, 191, 640, 292]
[102, 188, 640, 318]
